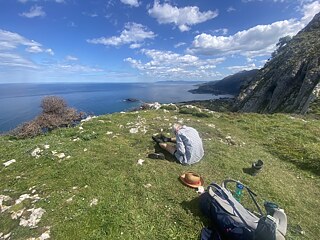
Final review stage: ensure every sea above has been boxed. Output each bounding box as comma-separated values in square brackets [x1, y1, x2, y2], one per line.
[0, 82, 230, 133]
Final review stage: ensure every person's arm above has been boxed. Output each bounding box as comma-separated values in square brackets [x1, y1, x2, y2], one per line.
[175, 134, 185, 155]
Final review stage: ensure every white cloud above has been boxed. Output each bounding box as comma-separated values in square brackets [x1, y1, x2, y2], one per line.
[20, 5, 46, 18]
[0, 29, 53, 55]
[300, 0, 320, 24]
[0, 53, 37, 69]
[125, 49, 225, 80]
[227, 6, 236, 12]
[188, 18, 303, 57]
[188, 1, 320, 57]
[87, 22, 155, 47]
[174, 42, 186, 48]
[148, 1, 218, 32]
[66, 55, 78, 61]
[130, 43, 142, 49]
[227, 63, 258, 73]
[120, 0, 140, 7]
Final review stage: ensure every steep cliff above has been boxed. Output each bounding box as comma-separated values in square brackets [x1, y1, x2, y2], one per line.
[235, 12, 320, 114]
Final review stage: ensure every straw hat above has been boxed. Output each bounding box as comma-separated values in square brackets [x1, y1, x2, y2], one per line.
[179, 171, 204, 188]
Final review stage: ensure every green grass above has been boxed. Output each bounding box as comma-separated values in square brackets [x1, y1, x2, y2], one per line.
[0, 109, 319, 239]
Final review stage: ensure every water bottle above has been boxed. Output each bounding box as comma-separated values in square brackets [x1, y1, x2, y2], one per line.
[234, 182, 244, 202]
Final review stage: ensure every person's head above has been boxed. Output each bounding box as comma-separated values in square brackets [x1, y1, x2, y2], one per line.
[172, 123, 182, 134]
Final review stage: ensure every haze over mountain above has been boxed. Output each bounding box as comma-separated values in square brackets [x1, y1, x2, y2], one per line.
[189, 69, 259, 95]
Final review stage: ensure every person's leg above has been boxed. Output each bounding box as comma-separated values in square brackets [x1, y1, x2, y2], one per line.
[159, 143, 176, 155]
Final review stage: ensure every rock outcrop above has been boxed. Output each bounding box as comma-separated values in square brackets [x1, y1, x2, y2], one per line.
[235, 12, 320, 114]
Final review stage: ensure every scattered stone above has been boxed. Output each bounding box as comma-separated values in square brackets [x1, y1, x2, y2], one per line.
[27, 228, 51, 240]
[11, 208, 26, 219]
[72, 137, 80, 142]
[79, 126, 83, 130]
[66, 155, 71, 159]
[31, 147, 42, 158]
[90, 198, 98, 206]
[66, 195, 75, 203]
[3, 159, 16, 167]
[81, 115, 97, 122]
[19, 207, 46, 228]
[130, 128, 139, 134]
[106, 131, 113, 135]
[83, 148, 87, 152]
[143, 183, 152, 188]
[56, 153, 65, 159]
[207, 124, 215, 128]
[0, 195, 12, 212]
[15, 194, 40, 205]
[137, 159, 145, 165]
[3, 232, 11, 239]
[43, 145, 50, 149]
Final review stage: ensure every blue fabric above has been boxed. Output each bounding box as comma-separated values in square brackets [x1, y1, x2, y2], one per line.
[200, 227, 222, 240]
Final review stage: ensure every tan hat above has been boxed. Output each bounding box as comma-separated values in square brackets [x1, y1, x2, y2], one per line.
[179, 171, 204, 188]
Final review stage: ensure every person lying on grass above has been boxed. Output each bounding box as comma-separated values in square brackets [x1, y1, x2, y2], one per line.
[149, 123, 204, 165]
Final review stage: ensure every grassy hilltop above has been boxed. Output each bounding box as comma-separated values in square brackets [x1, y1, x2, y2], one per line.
[0, 106, 319, 239]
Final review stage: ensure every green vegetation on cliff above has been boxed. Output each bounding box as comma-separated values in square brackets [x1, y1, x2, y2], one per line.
[1, 107, 319, 239]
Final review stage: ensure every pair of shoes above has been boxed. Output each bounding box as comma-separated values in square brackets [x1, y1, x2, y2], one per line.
[148, 152, 165, 159]
[161, 134, 171, 142]
[152, 134, 171, 143]
[152, 135, 164, 144]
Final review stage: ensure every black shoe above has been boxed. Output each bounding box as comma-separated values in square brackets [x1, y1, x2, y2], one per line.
[160, 134, 171, 142]
[148, 152, 165, 159]
[152, 135, 164, 144]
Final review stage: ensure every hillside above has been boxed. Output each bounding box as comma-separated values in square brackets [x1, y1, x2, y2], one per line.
[1, 106, 319, 239]
[189, 69, 259, 95]
[235, 12, 320, 114]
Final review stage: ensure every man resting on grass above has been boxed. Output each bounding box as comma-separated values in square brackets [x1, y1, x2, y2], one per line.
[149, 123, 204, 165]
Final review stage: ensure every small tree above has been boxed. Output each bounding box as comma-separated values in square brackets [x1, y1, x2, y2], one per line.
[9, 96, 83, 138]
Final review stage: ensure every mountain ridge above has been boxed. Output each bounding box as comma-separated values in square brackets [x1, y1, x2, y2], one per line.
[234, 12, 320, 114]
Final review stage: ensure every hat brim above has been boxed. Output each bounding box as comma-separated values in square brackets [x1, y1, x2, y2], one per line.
[179, 172, 204, 188]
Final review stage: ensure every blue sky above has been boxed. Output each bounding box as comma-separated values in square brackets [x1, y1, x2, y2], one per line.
[0, 0, 320, 83]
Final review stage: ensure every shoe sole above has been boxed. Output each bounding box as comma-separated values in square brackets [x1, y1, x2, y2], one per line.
[148, 153, 165, 159]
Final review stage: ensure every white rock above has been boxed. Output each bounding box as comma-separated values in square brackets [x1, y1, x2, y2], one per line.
[3, 232, 11, 239]
[43, 145, 50, 149]
[31, 147, 42, 158]
[19, 207, 46, 228]
[106, 131, 113, 135]
[90, 198, 98, 206]
[3, 159, 16, 167]
[83, 148, 87, 152]
[56, 153, 65, 159]
[129, 128, 139, 134]
[11, 208, 25, 219]
[137, 159, 145, 165]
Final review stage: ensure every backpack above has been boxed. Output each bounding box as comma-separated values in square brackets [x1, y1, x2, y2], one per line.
[199, 180, 280, 240]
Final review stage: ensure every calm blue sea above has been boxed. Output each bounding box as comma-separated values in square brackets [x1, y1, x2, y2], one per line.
[0, 82, 229, 133]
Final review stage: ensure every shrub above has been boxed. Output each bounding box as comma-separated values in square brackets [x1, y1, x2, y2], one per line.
[41, 96, 67, 114]
[10, 120, 42, 139]
[9, 96, 83, 138]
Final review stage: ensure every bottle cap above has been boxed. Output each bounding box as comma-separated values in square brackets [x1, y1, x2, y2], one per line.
[236, 183, 244, 189]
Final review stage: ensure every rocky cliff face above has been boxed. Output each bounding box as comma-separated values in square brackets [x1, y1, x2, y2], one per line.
[235, 12, 320, 114]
